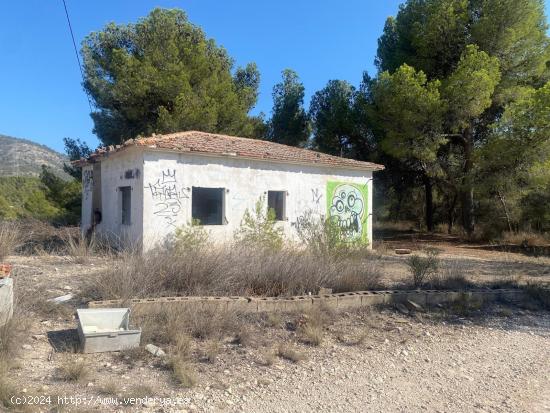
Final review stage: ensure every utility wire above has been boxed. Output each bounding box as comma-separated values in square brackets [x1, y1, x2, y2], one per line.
[61, 0, 93, 112]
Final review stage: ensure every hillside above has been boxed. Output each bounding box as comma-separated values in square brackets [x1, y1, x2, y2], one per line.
[0, 134, 70, 179]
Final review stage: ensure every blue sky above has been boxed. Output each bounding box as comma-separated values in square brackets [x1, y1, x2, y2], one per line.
[0, 1, 547, 153]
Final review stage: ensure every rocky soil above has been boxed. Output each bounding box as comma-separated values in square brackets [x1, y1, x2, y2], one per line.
[3, 249, 550, 412]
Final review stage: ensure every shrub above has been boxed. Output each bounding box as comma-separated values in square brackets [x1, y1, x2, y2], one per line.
[277, 344, 305, 363]
[57, 360, 90, 382]
[428, 259, 472, 290]
[294, 210, 369, 257]
[64, 230, 95, 264]
[299, 324, 323, 346]
[407, 248, 440, 288]
[87, 240, 382, 301]
[234, 196, 284, 250]
[174, 220, 209, 251]
[0, 221, 22, 261]
[168, 357, 197, 388]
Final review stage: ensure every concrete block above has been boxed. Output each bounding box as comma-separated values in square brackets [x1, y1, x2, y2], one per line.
[311, 295, 338, 310]
[360, 292, 386, 306]
[282, 296, 313, 312]
[336, 293, 363, 309]
[0, 278, 13, 325]
[226, 297, 254, 313]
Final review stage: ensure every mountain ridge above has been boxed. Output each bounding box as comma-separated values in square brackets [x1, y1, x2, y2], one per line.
[0, 134, 70, 180]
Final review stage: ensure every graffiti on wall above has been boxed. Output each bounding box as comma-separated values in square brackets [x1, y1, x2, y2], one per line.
[83, 169, 93, 200]
[145, 169, 188, 228]
[326, 181, 368, 242]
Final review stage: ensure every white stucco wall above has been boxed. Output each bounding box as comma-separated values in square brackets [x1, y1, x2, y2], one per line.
[141, 150, 374, 250]
[81, 148, 144, 246]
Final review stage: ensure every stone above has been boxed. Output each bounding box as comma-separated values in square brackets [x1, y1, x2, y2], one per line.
[22, 344, 32, 350]
[145, 344, 165, 357]
[49, 294, 73, 303]
[395, 248, 412, 255]
[405, 300, 424, 313]
[395, 303, 409, 315]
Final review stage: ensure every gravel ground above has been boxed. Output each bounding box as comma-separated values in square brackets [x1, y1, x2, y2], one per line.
[4, 252, 550, 412]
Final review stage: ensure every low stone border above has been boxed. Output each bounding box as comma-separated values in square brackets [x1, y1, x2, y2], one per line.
[88, 288, 527, 314]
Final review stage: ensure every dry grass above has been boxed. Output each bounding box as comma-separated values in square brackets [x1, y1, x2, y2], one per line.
[257, 349, 276, 366]
[232, 325, 255, 347]
[57, 360, 90, 382]
[98, 380, 120, 396]
[200, 340, 221, 363]
[168, 357, 197, 388]
[0, 221, 22, 261]
[277, 344, 306, 363]
[84, 243, 382, 301]
[427, 259, 473, 290]
[501, 231, 549, 247]
[63, 230, 95, 264]
[336, 331, 368, 346]
[299, 324, 323, 346]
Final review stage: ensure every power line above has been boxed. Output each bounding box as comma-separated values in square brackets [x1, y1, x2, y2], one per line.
[61, 0, 93, 112]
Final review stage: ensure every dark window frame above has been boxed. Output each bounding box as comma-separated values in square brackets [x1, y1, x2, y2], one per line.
[267, 190, 286, 221]
[192, 187, 225, 225]
[119, 186, 132, 226]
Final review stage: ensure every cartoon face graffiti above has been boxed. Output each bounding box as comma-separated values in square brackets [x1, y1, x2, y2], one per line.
[329, 184, 365, 240]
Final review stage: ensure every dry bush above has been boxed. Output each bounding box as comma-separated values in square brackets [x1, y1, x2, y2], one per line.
[407, 248, 440, 288]
[336, 331, 367, 346]
[200, 340, 221, 363]
[524, 282, 550, 309]
[87, 242, 382, 301]
[15, 220, 75, 255]
[501, 231, 549, 247]
[299, 324, 323, 346]
[257, 349, 276, 366]
[0, 221, 22, 261]
[428, 259, 473, 290]
[277, 344, 305, 363]
[232, 325, 255, 347]
[98, 380, 119, 396]
[0, 362, 17, 410]
[168, 357, 197, 388]
[57, 360, 90, 382]
[264, 312, 283, 328]
[63, 230, 95, 264]
[125, 383, 156, 398]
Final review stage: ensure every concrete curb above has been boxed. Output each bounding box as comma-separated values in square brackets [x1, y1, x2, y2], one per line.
[0, 277, 14, 325]
[88, 288, 528, 313]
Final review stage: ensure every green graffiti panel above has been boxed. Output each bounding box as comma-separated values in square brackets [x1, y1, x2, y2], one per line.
[326, 181, 369, 242]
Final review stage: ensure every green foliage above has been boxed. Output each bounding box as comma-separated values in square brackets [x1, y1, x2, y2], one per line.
[82, 8, 261, 145]
[0, 176, 60, 220]
[442, 45, 501, 131]
[373, 0, 550, 235]
[40, 166, 81, 225]
[268, 69, 310, 146]
[309, 80, 356, 156]
[174, 220, 209, 251]
[234, 197, 284, 250]
[63, 137, 92, 180]
[372, 64, 445, 164]
[294, 210, 369, 257]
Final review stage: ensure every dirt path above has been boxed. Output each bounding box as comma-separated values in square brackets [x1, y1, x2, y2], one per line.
[232, 313, 550, 413]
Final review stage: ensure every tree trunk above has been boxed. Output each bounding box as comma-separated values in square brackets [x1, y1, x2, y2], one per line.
[461, 127, 475, 237]
[497, 191, 513, 233]
[422, 174, 434, 232]
[447, 193, 457, 234]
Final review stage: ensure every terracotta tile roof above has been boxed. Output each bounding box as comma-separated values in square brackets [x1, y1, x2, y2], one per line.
[77, 131, 384, 171]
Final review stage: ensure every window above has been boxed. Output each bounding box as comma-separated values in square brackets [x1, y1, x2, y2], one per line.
[267, 190, 286, 221]
[120, 186, 131, 225]
[192, 187, 225, 225]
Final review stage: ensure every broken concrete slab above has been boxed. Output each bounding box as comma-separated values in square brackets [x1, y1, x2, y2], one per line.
[405, 300, 424, 313]
[145, 344, 165, 357]
[49, 294, 74, 304]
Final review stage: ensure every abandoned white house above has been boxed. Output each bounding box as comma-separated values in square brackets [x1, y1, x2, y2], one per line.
[77, 131, 384, 249]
